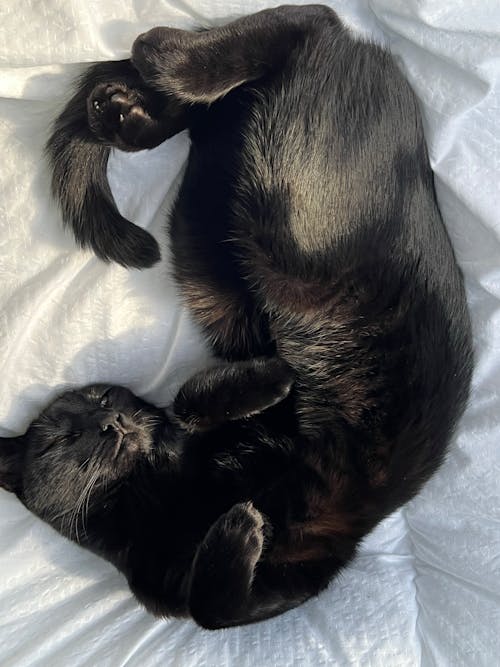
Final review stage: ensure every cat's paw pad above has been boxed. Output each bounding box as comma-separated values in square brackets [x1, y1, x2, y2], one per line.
[87, 82, 149, 143]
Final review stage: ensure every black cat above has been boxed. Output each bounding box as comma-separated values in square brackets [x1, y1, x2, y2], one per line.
[1, 5, 472, 627]
[0, 361, 302, 627]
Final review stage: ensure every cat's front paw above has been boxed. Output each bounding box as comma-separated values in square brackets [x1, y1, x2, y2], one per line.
[189, 502, 268, 628]
[173, 358, 295, 433]
[87, 82, 150, 149]
[218, 502, 266, 567]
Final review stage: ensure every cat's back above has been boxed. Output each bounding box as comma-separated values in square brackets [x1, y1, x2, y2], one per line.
[236, 19, 427, 254]
[232, 16, 473, 485]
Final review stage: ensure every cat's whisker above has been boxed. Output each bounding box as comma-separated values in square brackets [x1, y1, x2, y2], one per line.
[65, 464, 101, 541]
[82, 470, 100, 534]
[83, 467, 102, 530]
[77, 456, 91, 473]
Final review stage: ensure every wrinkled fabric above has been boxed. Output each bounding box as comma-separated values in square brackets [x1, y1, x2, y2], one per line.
[0, 1, 499, 665]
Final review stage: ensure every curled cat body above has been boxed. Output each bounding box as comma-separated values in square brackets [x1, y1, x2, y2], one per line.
[1, 5, 472, 628]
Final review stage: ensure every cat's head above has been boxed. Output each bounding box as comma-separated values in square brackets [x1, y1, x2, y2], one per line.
[0, 385, 168, 529]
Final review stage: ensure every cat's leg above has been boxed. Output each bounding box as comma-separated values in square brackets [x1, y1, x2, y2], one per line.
[188, 501, 337, 629]
[173, 357, 294, 432]
[131, 5, 337, 103]
[188, 503, 266, 627]
[47, 60, 188, 268]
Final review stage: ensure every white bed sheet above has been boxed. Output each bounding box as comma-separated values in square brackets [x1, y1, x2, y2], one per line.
[0, 1, 499, 665]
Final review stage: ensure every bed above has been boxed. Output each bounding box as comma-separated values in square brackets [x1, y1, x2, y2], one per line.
[1, 1, 499, 664]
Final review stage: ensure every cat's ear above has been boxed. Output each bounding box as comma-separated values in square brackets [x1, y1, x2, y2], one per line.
[0, 434, 27, 494]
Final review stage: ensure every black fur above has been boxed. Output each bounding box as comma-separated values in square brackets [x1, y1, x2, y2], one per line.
[2, 5, 473, 628]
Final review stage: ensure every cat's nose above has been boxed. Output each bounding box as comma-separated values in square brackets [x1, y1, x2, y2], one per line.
[99, 413, 123, 433]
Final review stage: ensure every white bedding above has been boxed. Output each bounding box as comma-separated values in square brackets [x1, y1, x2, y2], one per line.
[0, 1, 499, 665]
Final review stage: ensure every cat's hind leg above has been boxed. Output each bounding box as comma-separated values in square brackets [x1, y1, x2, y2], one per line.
[131, 5, 337, 104]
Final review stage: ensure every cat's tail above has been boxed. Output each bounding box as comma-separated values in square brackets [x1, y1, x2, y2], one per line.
[46, 60, 161, 269]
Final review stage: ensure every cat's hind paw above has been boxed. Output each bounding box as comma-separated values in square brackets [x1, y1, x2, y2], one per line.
[87, 82, 150, 150]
